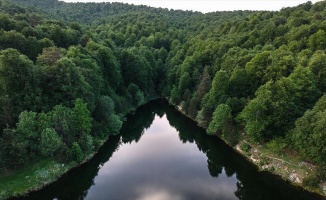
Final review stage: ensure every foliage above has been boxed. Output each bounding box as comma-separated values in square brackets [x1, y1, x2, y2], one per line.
[70, 142, 83, 163]
[303, 174, 320, 188]
[291, 94, 326, 164]
[73, 98, 92, 137]
[207, 104, 232, 135]
[0, 129, 27, 169]
[127, 83, 145, 107]
[266, 137, 287, 155]
[39, 128, 62, 157]
[240, 143, 251, 153]
[0, 0, 326, 177]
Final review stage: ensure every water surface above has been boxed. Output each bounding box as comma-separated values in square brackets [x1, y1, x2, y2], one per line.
[19, 99, 324, 200]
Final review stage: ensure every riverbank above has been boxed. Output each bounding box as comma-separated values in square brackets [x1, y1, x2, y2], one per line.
[0, 96, 161, 200]
[1, 98, 324, 199]
[0, 160, 73, 199]
[169, 100, 326, 198]
[0, 137, 108, 200]
[235, 140, 324, 193]
[0, 105, 142, 200]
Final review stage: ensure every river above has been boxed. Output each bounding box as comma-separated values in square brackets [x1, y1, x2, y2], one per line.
[18, 99, 324, 200]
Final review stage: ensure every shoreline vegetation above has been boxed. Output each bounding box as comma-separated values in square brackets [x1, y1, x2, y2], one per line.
[1, 98, 325, 199]
[170, 100, 326, 197]
[0, 105, 140, 200]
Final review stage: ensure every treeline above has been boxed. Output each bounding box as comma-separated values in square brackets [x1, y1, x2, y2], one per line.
[0, 0, 166, 170]
[11, 0, 201, 24]
[163, 0, 326, 169]
[1, 0, 326, 186]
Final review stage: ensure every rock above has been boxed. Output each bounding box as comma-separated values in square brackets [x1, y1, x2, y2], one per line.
[250, 156, 259, 163]
[262, 165, 270, 170]
[289, 173, 302, 183]
[319, 182, 326, 195]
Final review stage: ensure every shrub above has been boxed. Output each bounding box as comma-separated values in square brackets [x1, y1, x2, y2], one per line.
[240, 142, 251, 153]
[303, 174, 320, 188]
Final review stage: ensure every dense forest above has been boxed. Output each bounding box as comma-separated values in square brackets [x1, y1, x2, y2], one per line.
[1, 0, 326, 194]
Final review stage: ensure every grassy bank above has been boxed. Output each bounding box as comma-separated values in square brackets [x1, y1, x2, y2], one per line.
[0, 127, 115, 200]
[0, 159, 74, 199]
[0, 131, 113, 200]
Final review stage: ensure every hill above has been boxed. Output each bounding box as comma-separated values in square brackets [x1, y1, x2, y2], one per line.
[0, 0, 326, 198]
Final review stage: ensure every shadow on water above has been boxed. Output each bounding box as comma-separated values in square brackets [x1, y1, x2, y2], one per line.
[15, 99, 325, 200]
[13, 135, 121, 200]
[162, 100, 324, 200]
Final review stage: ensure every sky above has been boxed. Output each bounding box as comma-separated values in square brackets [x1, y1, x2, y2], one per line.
[61, 0, 322, 13]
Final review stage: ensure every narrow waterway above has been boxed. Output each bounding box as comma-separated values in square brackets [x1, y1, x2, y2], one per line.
[19, 99, 324, 200]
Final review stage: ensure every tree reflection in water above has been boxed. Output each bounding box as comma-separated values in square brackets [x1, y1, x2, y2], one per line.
[16, 99, 324, 200]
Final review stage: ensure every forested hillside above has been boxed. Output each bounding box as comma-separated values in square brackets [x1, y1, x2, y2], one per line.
[1, 0, 326, 196]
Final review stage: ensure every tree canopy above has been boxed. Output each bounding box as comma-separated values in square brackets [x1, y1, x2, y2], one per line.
[0, 0, 325, 174]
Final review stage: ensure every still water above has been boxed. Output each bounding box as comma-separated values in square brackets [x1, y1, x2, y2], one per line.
[19, 99, 324, 200]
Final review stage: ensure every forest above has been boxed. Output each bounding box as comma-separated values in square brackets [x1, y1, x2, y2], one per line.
[0, 0, 326, 195]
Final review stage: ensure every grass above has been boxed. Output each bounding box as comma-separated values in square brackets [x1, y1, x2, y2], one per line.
[0, 159, 74, 199]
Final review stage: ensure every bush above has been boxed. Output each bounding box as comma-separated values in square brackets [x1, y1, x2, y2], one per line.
[240, 142, 251, 153]
[266, 137, 287, 155]
[303, 174, 320, 188]
[317, 165, 326, 180]
[303, 165, 326, 189]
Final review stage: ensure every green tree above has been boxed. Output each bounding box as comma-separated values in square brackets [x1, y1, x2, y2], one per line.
[229, 67, 252, 98]
[66, 46, 104, 109]
[79, 134, 93, 154]
[210, 71, 229, 102]
[16, 111, 37, 138]
[207, 104, 232, 135]
[73, 98, 92, 138]
[48, 105, 75, 146]
[120, 48, 153, 94]
[308, 30, 326, 51]
[36, 47, 65, 66]
[197, 71, 229, 127]
[237, 87, 271, 141]
[107, 114, 123, 136]
[0, 49, 40, 109]
[308, 50, 326, 92]
[40, 57, 91, 108]
[16, 111, 39, 154]
[291, 94, 326, 164]
[245, 51, 272, 87]
[37, 112, 51, 133]
[239, 66, 320, 141]
[93, 96, 115, 122]
[70, 142, 83, 162]
[0, 129, 27, 169]
[127, 83, 145, 107]
[39, 128, 62, 157]
[86, 42, 122, 92]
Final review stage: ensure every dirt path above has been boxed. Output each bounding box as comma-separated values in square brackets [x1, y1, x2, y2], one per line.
[242, 140, 302, 168]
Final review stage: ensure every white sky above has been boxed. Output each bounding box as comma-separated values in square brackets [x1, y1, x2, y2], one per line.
[61, 0, 322, 13]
